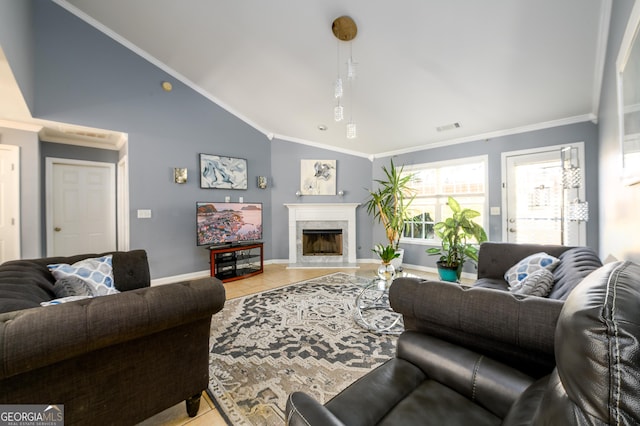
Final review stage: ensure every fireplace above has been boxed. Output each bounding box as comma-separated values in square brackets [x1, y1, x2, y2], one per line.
[302, 229, 343, 256]
[284, 203, 359, 265]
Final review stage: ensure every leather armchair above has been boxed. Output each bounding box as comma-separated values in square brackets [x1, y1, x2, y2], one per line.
[286, 261, 640, 425]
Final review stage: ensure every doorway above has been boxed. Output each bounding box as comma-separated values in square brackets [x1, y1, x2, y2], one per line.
[502, 143, 587, 246]
[0, 144, 20, 262]
[46, 158, 116, 256]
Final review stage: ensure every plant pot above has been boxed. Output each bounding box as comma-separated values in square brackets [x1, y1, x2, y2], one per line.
[377, 262, 396, 282]
[436, 261, 461, 282]
[390, 248, 404, 271]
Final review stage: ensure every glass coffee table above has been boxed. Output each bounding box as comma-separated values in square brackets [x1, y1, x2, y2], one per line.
[353, 273, 418, 335]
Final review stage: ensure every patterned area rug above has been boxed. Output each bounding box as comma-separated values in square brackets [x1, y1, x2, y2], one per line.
[207, 272, 399, 425]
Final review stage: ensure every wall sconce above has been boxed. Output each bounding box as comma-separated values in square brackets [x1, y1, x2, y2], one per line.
[295, 190, 302, 197]
[338, 190, 345, 196]
[173, 168, 187, 184]
[257, 176, 268, 189]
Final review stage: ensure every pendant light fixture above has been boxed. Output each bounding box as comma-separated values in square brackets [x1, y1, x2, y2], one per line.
[334, 39, 344, 122]
[332, 16, 358, 139]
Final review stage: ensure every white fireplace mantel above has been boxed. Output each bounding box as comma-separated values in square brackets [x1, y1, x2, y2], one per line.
[284, 203, 359, 264]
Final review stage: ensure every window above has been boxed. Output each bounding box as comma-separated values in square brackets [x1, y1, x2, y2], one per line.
[401, 156, 488, 243]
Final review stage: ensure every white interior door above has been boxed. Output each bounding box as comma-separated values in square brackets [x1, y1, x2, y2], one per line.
[502, 144, 586, 245]
[0, 144, 20, 262]
[46, 158, 116, 256]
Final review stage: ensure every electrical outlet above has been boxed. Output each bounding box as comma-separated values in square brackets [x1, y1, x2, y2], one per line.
[239, 197, 244, 203]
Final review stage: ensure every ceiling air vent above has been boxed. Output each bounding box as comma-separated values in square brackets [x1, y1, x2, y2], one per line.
[64, 130, 110, 140]
[436, 122, 461, 132]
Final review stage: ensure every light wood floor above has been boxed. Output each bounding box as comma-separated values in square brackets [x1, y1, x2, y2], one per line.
[136, 263, 435, 426]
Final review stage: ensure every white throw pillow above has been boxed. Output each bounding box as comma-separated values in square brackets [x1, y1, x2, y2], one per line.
[505, 252, 560, 290]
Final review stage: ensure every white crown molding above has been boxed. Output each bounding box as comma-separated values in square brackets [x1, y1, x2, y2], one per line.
[0, 119, 43, 133]
[51, 0, 602, 162]
[591, 0, 612, 119]
[372, 114, 597, 159]
[53, 0, 274, 140]
[272, 133, 373, 160]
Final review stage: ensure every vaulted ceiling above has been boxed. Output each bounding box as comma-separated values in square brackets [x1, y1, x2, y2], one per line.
[5, 1, 614, 156]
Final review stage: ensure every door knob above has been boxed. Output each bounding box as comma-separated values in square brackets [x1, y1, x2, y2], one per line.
[54, 227, 61, 232]
[509, 228, 517, 233]
[509, 218, 516, 223]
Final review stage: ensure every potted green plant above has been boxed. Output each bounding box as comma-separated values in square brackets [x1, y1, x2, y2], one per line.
[426, 196, 488, 282]
[364, 159, 416, 267]
[372, 243, 400, 282]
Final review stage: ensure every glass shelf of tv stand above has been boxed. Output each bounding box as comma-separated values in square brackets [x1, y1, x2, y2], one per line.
[208, 242, 264, 283]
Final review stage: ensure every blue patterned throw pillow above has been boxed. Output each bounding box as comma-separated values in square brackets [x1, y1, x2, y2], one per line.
[48, 255, 119, 296]
[505, 252, 560, 290]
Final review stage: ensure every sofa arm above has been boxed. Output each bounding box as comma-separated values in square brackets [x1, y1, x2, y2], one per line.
[286, 392, 346, 426]
[397, 331, 534, 418]
[390, 277, 563, 377]
[0, 277, 225, 379]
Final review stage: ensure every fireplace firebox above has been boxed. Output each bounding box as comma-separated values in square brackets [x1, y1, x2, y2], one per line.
[302, 229, 343, 256]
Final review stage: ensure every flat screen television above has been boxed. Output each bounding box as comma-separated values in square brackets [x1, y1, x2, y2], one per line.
[196, 202, 263, 247]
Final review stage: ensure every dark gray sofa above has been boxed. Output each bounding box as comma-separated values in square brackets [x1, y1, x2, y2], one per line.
[473, 242, 603, 299]
[0, 250, 226, 425]
[287, 259, 640, 425]
[391, 242, 602, 377]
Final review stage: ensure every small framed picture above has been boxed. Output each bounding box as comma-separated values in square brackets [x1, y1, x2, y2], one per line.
[300, 159, 336, 195]
[200, 154, 248, 189]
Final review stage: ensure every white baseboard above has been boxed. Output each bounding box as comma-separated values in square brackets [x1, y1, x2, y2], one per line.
[150, 270, 210, 286]
[150, 260, 474, 285]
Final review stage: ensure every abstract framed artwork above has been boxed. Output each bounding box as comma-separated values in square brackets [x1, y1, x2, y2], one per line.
[300, 159, 336, 195]
[200, 154, 248, 189]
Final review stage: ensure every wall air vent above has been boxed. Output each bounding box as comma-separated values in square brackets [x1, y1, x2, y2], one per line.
[436, 122, 461, 132]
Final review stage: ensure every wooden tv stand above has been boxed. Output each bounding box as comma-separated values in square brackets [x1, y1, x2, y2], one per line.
[209, 242, 263, 282]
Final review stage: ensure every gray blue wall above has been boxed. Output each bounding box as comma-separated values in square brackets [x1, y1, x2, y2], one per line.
[270, 139, 373, 260]
[376, 120, 600, 273]
[0, 0, 34, 113]
[1, 0, 623, 279]
[30, 1, 272, 277]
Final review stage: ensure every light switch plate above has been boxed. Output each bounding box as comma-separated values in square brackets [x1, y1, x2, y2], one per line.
[490, 207, 501, 216]
[137, 209, 152, 219]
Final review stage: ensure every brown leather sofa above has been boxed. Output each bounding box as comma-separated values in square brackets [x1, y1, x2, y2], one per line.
[286, 259, 640, 425]
[0, 250, 226, 425]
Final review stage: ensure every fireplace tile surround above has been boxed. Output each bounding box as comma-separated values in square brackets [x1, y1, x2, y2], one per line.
[284, 203, 359, 268]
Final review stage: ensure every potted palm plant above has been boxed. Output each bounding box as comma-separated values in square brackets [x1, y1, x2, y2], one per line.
[426, 196, 487, 282]
[364, 159, 415, 268]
